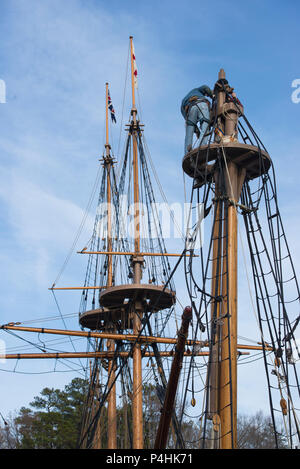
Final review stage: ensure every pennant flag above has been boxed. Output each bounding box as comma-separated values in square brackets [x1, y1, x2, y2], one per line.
[108, 89, 116, 123]
[132, 41, 138, 89]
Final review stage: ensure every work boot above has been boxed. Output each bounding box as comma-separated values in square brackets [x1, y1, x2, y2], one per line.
[193, 176, 203, 189]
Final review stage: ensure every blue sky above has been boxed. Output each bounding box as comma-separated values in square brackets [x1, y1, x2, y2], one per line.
[0, 0, 299, 423]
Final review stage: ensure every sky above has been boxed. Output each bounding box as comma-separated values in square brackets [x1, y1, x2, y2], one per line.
[0, 0, 299, 427]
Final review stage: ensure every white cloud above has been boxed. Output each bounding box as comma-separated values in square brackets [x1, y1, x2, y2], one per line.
[0, 167, 94, 293]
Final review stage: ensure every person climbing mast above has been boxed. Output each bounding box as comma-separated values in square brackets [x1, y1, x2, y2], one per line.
[181, 85, 213, 155]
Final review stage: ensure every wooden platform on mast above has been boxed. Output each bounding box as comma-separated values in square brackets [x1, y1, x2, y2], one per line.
[100, 284, 175, 310]
[182, 141, 271, 185]
[79, 307, 123, 331]
[79, 284, 176, 330]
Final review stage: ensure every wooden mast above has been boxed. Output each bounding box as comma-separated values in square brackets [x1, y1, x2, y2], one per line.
[129, 35, 144, 449]
[215, 69, 245, 449]
[180, 69, 248, 449]
[104, 82, 117, 449]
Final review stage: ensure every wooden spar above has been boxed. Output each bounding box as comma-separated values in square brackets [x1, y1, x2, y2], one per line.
[129, 35, 143, 449]
[3, 350, 230, 360]
[0, 324, 203, 346]
[104, 82, 117, 450]
[154, 307, 192, 449]
[0, 324, 271, 351]
[77, 251, 198, 257]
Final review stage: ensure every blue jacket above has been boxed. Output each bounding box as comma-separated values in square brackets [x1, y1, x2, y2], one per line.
[181, 85, 212, 118]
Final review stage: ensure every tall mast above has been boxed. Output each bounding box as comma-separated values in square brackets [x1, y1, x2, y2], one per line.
[129, 35, 144, 449]
[105, 82, 113, 286]
[216, 69, 243, 449]
[130, 35, 141, 255]
[205, 69, 242, 448]
[104, 82, 117, 449]
[182, 69, 248, 448]
[78, 55, 175, 448]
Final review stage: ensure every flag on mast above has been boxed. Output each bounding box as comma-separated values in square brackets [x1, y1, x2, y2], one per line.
[132, 41, 138, 89]
[108, 89, 116, 123]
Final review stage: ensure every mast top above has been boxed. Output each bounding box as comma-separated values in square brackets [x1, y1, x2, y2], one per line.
[218, 68, 226, 79]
